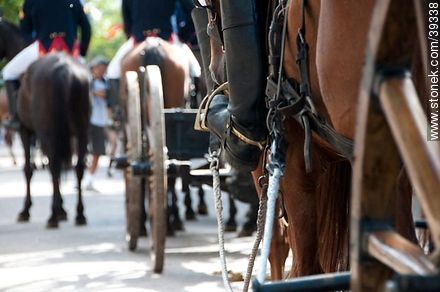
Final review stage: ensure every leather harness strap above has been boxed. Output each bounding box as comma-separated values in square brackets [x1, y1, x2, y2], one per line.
[266, 0, 354, 171]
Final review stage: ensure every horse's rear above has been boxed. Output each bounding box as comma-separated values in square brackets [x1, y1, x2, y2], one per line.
[18, 53, 90, 227]
[120, 38, 189, 109]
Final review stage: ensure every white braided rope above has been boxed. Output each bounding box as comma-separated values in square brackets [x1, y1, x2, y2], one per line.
[257, 167, 282, 284]
[243, 185, 268, 292]
[211, 156, 234, 292]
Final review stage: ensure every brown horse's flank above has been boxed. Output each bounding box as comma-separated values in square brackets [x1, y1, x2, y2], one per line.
[120, 39, 188, 111]
[202, 0, 420, 279]
[280, 0, 418, 276]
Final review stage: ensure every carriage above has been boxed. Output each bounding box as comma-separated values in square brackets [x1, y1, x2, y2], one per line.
[114, 63, 231, 273]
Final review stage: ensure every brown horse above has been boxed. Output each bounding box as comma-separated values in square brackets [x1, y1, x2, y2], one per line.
[201, 0, 419, 279]
[120, 38, 189, 109]
[280, 0, 419, 276]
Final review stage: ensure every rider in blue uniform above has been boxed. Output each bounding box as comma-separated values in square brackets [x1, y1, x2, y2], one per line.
[123, 0, 194, 43]
[106, 0, 197, 107]
[2, 0, 91, 129]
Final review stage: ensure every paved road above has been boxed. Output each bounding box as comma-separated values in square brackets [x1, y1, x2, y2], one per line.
[0, 137, 262, 292]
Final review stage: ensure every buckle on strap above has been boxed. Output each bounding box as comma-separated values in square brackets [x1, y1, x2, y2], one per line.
[49, 32, 66, 39]
[194, 82, 229, 131]
[228, 123, 266, 151]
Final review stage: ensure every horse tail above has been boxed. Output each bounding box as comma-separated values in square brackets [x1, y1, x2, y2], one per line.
[51, 64, 72, 169]
[316, 158, 352, 272]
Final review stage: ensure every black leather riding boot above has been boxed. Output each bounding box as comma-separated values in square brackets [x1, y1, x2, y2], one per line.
[192, 7, 216, 93]
[192, 7, 222, 151]
[4, 80, 21, 130]
[207, 0, 267, 171]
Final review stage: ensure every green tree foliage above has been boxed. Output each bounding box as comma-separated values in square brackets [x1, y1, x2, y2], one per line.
[0, 0, 124, 62]
[85, 0, 125, 62]
[1, 0, 22, 24]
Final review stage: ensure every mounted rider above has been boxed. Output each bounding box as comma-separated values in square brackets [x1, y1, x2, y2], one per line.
[106, 0, 200, 108]
[193, 0, 268, 172]
[2, 0, 91, 130]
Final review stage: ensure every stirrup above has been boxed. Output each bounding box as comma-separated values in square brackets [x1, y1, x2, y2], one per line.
[194, 82, 266, 150]
[194, 82, 229, 131]
[227, 118, 266, 151]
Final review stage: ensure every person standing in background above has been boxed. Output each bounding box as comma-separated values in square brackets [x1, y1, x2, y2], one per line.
[84, 56, 109, 191]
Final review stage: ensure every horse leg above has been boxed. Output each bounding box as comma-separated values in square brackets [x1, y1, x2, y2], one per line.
[167, 186, 176, 237]
[269, 215, 290, 280]
[283, 134, 322, 277]
[238, 202, 258, 237]
[17, 128, 33, 222]
[225, 194, 237, 232]
[47, 163, 62, 228]
[169, 175, 183, 233]
[140, 180, 147, 236]
[75, 136, 87, 226]
[182, 165, 196, 220]
[5, 129, 17, 165]
[197, 186, 208, 215]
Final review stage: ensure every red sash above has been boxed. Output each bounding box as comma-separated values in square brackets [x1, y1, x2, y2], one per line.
[38, 37, 80, 58]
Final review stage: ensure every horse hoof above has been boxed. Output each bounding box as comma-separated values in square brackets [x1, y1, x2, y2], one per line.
[238, 228, 254, 238]
[139, 225, 148, 237]
[167, 228, 175, 237]
[225, 224, 237, 232]
[75, 216, 87, 226]
[57, 211, 68, 221]
[17, 212, 30, 222]
[185, 210, 197, 221]
[46, 220, 59, 229]
[172, 219, 184, 231]
[197, 205, 208, 216]
[127, 235, 137, 251]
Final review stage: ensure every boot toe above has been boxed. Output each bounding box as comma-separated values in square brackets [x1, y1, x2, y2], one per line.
[224, 135, 262, 172]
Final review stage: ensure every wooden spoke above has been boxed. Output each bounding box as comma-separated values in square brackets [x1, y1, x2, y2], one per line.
[368, 231, 438, 275]
[380, 77, 440, 247]
[349, 0, 440, 290]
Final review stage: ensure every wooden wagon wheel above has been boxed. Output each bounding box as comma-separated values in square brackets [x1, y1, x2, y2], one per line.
[351, 0, 440, 290]
[144, 65, 167, 273]
[124, 71, 143, 251]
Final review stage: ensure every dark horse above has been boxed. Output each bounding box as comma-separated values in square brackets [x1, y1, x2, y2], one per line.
[0, 20, 90, 228]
